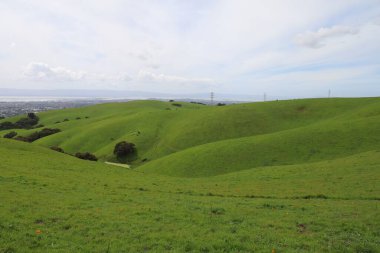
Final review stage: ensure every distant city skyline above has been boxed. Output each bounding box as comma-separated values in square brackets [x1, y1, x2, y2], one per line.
[0, 0, 379, 97]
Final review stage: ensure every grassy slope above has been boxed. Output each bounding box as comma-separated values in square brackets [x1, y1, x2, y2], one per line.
[1, 100, 204, 161]
[1, 98, 380, 176]
[0, 138, 379, 252]
[139, 113, 380, 176]
[139, 98, 380, 176]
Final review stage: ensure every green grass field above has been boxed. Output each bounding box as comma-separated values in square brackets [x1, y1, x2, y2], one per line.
[1, 98, 379, 252]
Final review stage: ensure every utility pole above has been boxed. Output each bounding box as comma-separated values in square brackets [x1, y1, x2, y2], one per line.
[210, 92, 214, 105]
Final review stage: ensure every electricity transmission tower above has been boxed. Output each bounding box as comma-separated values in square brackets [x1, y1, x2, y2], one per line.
[328, 89, 331, 98]
[210, 92, 214, 105]
[263, 92, 267, 102]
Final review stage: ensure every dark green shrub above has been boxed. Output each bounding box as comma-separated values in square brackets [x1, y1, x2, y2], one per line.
[0, 113, 40, 130]
[27, 128, 61, 142]
[172, 103, 182, 107]
[50, 146, 64, 153]
[75, 152, 98, 161]
[3, 131, 17, 139]
[14, 136, 30, 142]
[190, 101, 206, 105]
[27, 112, 37, 119]
[113, 141, 136, 161]
[14, 113, 39, 129]
[0, 121, 15, 130]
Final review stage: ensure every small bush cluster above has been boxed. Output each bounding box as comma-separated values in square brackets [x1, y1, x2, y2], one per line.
[0, 121, 15, 130]
[0, 113, 39, 130]
[14, 136, 30, 142]
[190, 101, 206, 105]
[3, 131, 17, 139]
[50, 146, 65, 153]
[15, 128, 61, 142]
[172, 103, 182, 107]
[75, 152, 98, 161]
[27, 128, 61, 142]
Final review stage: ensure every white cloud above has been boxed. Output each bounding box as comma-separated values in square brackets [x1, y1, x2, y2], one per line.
[23, 62, 85, 81]
[137, 70, 214, 84]
[295, 26, 359, 48]
[0, 1, 379, 97]
[23, 62, 131, 82]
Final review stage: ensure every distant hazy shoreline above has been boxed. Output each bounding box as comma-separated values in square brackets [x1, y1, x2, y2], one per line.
[0, 96, 100, 102]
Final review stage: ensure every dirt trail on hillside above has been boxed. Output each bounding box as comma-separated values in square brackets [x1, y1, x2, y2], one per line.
[105, 161, 130, 168]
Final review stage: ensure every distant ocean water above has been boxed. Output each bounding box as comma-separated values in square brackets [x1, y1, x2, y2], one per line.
[0, 96, 100, 102]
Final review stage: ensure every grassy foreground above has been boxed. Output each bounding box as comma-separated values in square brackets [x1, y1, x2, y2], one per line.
[0, 98, 379, 252]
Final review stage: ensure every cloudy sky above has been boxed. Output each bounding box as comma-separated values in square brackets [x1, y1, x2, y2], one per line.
[0, 0, 380, 98]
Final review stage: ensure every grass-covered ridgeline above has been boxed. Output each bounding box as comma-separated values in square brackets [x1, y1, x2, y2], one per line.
[1, 97, 380, 176]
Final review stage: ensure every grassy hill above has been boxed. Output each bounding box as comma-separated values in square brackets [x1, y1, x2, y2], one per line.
[2, 97, 380, 176]
[0, 137, 379, 252]
[140, 108, 380, 176]
[1, 98, 379, 252]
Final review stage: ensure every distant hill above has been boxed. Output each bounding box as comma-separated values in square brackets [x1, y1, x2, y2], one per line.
[2, 97, 379, 177]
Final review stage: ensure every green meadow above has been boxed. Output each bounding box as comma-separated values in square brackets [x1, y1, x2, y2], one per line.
[0, 98, 379, 252]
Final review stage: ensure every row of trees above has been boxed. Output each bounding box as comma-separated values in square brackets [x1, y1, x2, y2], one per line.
[10, 128, 61, 143]
[49, 146, 98, 161]
[0, 113, 40, 130]
[49, 141, 136, 163]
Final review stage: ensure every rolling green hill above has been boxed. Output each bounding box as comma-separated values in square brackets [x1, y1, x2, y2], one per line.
[1, 97, 379, 252]
[139, 109, 380, 176]
[1, 97, 380, 177]
[1, 137, 379, 252]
